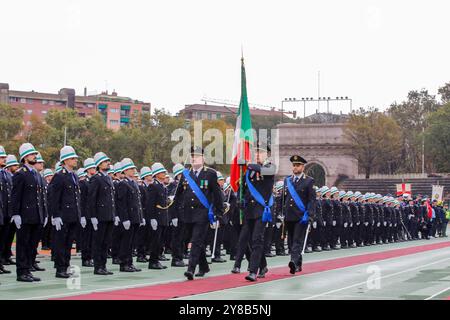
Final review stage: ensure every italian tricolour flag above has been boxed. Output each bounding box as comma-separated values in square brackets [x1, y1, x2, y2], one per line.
[230, 57, 254, 192]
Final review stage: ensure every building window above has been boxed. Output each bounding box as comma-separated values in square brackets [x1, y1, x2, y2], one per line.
[42, 100, 48, 105]
[120, 105, 131, 117]
[110, 120, 119, 126]
[9, 97, 19, 103]
[78, 113, 86, 118]
[202, 112, 208, 120]
[27, 110, 33, 115]
[20, 98, 26, 103]
[216, 113, 221, 119]
[142, 106, 150, 112]
[27, 99, 33, 104]
[49, 100, 55, 105]
[41, 110, 47, 114]
[110, 108, 119, 113]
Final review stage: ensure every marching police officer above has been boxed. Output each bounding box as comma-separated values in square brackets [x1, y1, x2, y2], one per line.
[88, 152, 118, 275]
[0, 147, 11, 276]
[48, 146, 82, 278]
[0, 151, 17, 270]
[146, 162, 170, 270]
[0, 149, 15, 275]
[173, 146, 224, 280]
[136, 166, 152, 263]
[234, 144, 275, 282]
[116, 158, 144, 272]
[11, 143, 45, 282]
[169, 163, 187, 267]
[31, 152, 46, 273]
[282, 155, 315, 275]
[79, 158, 96, 267]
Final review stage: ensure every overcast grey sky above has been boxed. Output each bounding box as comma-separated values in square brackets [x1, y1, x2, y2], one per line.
[1, 0, 449, 116]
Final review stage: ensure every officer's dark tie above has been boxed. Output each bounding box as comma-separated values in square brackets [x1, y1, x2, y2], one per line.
[294, 176, 299, 184]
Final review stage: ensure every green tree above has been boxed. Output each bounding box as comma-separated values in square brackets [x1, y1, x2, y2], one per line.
[0, 103, 24, 142]
[344, 108, 402, 178]
[438, 82, 450, 104]
[424, 103, 450, 172]
[388, 89, 440, 172]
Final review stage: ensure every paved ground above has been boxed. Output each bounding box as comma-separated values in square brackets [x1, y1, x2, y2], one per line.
[1, 236, 450, 300]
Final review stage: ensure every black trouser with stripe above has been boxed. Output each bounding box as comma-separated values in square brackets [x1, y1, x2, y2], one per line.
[171, 221, 186, 262]
[184, 221, 209, 273]
[92, 221, 113, 270]
[53, 222, 78, 273]
[119, 223, 137, 268]
[111, 224, 123, 260]
[1, 220, 16, 262]
[16, 223, 42, 277]
[81, 223, 93, 262]
[285, 221, 308, 267]
[149, 225, 164, 264]
[263, 224, 274, 254]
[136, 223, 150, 259]
[234, 218, 267, 274]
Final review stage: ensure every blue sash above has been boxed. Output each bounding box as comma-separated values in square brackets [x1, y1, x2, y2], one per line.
[182, 169, 215, 224]
[286, 177, 309, 224]
[245, 170, 273, 222]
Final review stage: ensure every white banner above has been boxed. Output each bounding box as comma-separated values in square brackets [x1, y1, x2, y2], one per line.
[432, 185, 444, 202]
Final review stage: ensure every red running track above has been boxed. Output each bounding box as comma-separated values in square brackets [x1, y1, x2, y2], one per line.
[55, 241, 450, 300]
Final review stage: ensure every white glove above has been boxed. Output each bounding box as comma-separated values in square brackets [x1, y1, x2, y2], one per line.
[230, 221, 233, 226]
[211, 220, 220, 229]
[276, 222, 282, 229]
[384, 221, 387, 226]
[394, 223, 397, 227]
[323, 221, 326, 227]
[343, 222, 348, 228]
[312, 221, 317, 229]
[150, 219, 158, 231]
[350, 223, 353, 228]
[377, 222, 380, 227]
[91, 217, 99, 231]
[277, 215, 285, 222]
[43, 217, 48, 227]
[168, 195, 175, 203]
[356, 222, 360, 226]
[54, 217, 63, 231]
[332, 220, 337, 227]
[114, 216, 120, 226]
[140, 218, 146, 227]
[172, 218, 178, 227]
[11, 215, 22, 229]
[364, 222, 369, 226]
[80, 216, 87, 229]
[123, 220, 131, 230]
[389, 223, 392, 227]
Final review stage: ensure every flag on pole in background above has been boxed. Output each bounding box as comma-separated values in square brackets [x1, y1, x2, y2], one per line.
[229, 56, 254, 192]
[396, 183, 412, 196]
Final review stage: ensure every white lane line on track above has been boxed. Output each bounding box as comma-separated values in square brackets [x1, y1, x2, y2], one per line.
[301, 257, 450, 300]
[179, 246, 450, 300]
[424, 286, 450, 300]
